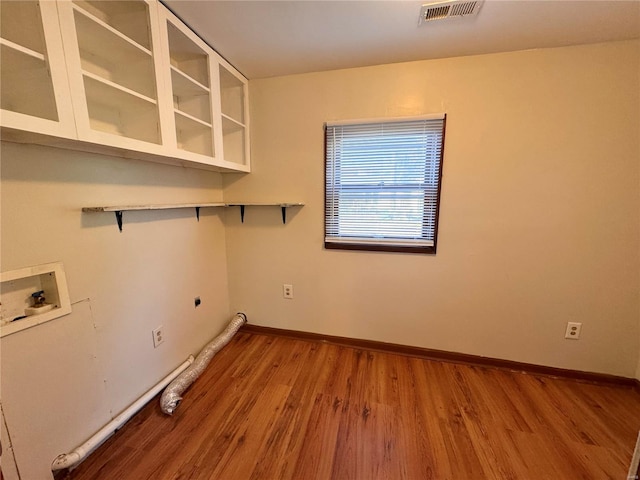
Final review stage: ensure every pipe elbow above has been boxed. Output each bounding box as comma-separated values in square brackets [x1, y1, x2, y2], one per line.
[52, 451, 82, 471]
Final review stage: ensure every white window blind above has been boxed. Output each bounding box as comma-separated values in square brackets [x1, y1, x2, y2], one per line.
[325, 115, 446, 253]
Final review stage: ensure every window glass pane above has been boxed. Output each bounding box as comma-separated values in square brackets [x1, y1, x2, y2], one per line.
[325, 116, 446, 253]
[338, 192, 425, 238]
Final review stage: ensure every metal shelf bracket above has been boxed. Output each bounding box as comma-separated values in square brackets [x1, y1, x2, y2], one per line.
[115, 211, 123, 232]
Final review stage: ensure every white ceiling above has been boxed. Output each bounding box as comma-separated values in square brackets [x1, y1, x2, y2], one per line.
[164, 0, 640, 79]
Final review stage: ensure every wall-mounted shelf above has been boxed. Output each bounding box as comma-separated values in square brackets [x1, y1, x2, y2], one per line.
[82, 202, 304, 230]
[226, 203, 304, 224]
[83, 202, 225, 231]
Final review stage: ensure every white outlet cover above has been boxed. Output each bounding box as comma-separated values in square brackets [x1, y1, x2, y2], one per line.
[283, 284, 294, 299]
[153, 326, 164, 348]
[564, 322, 582, 340]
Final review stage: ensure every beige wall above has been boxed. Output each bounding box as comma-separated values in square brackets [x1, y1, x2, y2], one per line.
[224, 40, 640, 378]
[1, 38, 639, 479]
[1, 143, 230, 479]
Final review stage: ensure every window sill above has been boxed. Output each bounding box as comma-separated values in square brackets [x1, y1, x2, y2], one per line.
[324, 242, 436, 254]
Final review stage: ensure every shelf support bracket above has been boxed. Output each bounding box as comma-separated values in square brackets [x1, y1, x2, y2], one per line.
[281, 206, 287, 224]
[240, 205, 245, 223]
[195, 207, 200, 222]
[115, 211, 123, 232]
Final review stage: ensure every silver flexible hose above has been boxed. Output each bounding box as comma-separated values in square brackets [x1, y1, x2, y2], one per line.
[160, 312, 247, 415]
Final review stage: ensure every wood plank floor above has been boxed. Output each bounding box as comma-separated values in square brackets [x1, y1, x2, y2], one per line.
[66, 331, 640, 480]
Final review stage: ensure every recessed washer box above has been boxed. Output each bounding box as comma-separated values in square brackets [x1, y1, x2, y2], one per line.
[0, 262, 72, 338]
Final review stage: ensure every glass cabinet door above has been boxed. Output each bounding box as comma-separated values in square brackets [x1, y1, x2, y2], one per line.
[219, 63, 249, 167]
[58, 0, 166, 148]
[163, 10, 216, 158]
[0, 1, 75, 137]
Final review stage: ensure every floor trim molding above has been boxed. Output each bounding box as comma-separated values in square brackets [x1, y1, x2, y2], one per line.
[241, 324, 637, 388]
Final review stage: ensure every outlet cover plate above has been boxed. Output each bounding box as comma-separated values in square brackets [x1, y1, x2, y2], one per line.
[153, 326, 164, 348]
[564, 322, 582, 340]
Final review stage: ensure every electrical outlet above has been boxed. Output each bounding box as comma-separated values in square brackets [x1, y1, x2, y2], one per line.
[283, 284, 294, 299]
[152, 326, 164, 348]
[564, 322, 582, 340]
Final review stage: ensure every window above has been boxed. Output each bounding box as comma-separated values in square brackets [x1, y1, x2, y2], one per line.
[325, 114, 446, 254]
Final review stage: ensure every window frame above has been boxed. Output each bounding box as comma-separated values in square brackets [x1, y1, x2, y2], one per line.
[324, 114, 446, 255]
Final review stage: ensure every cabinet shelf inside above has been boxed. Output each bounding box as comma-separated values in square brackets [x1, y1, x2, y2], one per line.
[83, 71, 157, 105]
[221, 113, 245, 131]
[73, 3, 152, 56]
[75, 6, 158, 100]
[221, 116, 246, 165]
[219, 65, 245, 124]
[84, 75, 161, 144]
[1, 43, 58, 120]
[175, 109, 212, 128]
[174, 112, 214, 157]
[0, 0, 47, 55]
[167, 22, 209, 87]
[74, 0, 151, 50]
[0, 38, 45, 61]
[171, 66, 209, 96]
[171, 69, 212, 125]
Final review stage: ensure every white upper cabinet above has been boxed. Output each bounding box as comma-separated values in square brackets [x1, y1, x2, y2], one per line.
[157, 7, 220, 165]
[218, 60, 250, 170]
[0, 0, 250, 173]
[156, 7, 250, 172]
[0, 1, 76, 138]
[57, 0, 168, 152]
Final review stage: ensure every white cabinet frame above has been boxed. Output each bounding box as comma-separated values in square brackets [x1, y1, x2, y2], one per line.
[156, 6, 223, 166]
[0, 1, 76, 138]
[1, 0, 250, 173]
[56, 0, 169, 155]
[217, 57, 251, 171]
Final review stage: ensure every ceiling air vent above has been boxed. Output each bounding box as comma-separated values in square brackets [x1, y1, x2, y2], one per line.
[419, 0, 484, 24]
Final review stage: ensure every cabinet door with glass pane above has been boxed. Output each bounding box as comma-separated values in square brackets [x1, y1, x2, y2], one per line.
[218, 59, 250, 170]
[56, 0, 167, 152]
[0, 1, 75, 138]
[157, 7, 218, 163]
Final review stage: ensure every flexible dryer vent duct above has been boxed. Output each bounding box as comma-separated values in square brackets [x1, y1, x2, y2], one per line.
[160, 312, 247, 415]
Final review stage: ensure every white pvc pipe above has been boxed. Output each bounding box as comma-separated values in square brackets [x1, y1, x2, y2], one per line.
[628, 431, 640, 480]
[51, 355, 194, 471]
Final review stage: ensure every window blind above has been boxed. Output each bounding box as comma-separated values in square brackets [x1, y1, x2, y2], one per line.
[325, 115, 446, 253]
